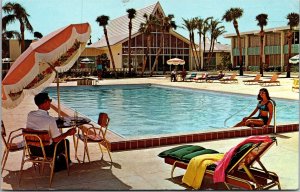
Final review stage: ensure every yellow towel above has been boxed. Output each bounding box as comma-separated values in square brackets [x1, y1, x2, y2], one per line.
[182, 153, 224, 189]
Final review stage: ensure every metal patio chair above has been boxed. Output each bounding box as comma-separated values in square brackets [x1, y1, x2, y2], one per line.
[19, 128, 70, 187]
[1, 121, 24, 173]
[75, 112, 112, 162]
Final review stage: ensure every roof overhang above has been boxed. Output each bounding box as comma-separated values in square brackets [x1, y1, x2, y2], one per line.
[223, 25, 299, 38]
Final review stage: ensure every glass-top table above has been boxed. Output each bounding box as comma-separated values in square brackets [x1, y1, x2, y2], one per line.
[55, 116, 91, 128]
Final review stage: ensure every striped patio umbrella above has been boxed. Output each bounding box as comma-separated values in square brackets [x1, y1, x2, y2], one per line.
[167, 58, 185, 65]
[2, 23, 91, 113]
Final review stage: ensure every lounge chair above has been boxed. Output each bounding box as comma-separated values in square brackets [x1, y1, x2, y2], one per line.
[206, 73, 225, 83]
[243, 74, 262, 85]
[292, 78, 299, 92]
[158, 136, 280, 190]
[219, 73, 238, 84]
[186, 73, 197, 81]
[259, 74, 280, 86]
[194, 73, 208, 83]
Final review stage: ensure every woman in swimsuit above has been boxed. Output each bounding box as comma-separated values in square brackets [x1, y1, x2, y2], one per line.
[234, 88, 273, 128]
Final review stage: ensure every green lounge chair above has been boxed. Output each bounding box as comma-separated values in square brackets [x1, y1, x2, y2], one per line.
[158, 136, 280, 190]
[186, 73, 197, 81]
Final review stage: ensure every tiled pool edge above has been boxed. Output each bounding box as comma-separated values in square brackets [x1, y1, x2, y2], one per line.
[109, 124, 299, 152]
[51, 101, 299, 152]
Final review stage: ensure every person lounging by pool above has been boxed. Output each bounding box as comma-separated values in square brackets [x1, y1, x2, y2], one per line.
[205, 70, 224, 81]
[234, 88, 273, 129]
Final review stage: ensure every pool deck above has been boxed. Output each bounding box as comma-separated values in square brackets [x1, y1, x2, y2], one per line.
[1, 73, 299, 190]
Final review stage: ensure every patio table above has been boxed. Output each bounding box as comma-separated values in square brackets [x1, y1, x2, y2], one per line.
[55, 116, 91, 162]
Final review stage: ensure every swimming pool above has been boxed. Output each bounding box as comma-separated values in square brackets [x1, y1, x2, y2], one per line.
[46, 84, 299, 138]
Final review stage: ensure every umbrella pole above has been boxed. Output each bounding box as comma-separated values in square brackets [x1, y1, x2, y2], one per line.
[46, 62, 61, 117]
[56, 72, 61, 117]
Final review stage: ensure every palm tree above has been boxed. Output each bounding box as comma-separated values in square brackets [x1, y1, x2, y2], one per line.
[96, 15, 117, 78]
[222, 7, 244, 75]
[33, 31, 43, 39]
[195, 17, 204, 69]
[190, 18, 200, 69]
[150, 14, 177, 76]
[139, 13, 157, 77]
[182, 18, 199, 70]
[2, 30, 21, 39]
[207, 25, 226, 68]
[286, 12, 299, 78]
[126, 8, 136, 76]
[255, 13, 268, 77]
[2, 2, 33, 53]
[202, 17, 212, 70]
[207, 19, 222, 66]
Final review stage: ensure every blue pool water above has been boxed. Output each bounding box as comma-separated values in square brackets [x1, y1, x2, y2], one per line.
[46, 85, 299, 138]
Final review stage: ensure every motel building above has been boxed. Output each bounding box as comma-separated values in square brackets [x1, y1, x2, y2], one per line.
[2, 2, 230, 77]
[82, 1, 230, 75]
[224, 26, 299, 72]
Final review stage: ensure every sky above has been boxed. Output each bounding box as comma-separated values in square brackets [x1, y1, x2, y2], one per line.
[2, 0, 299, 45]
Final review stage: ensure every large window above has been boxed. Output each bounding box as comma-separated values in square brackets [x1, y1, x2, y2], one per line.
[249, 35, 260, 47]
[284, 31, 299, 45]
[121, 31, 190, 72]
[233, 37, 245, 48]
[248, 55, 259, 66]
[265, 33, 281, 46]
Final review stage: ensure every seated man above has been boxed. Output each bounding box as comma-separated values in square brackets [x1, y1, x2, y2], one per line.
[171, 69, 177, 82]
[26, 92, 76, 171]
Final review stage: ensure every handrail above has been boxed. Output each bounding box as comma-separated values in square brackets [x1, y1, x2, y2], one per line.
[270, 99, 277, 134]
[224, 99, 277, 131]
[224, 100, 253, 127]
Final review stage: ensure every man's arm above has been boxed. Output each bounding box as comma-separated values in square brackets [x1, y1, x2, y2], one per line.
[52, 128, 76, 143]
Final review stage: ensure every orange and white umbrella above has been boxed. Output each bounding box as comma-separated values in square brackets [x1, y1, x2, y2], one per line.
[2, 23, 91, 110]
[167, 58, 185, 65]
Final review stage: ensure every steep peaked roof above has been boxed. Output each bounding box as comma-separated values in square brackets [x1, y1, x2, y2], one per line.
[199, 37, 230, 52]
[89, 2, 229, 52]
[89, 2, 162, 48]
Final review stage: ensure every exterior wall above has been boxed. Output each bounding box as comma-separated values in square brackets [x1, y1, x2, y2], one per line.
[226, 28, 299, 72]
[215, 52, 224, 66]
[9, 40, 22, 60]
[95, 44, 123, 69]
[81, 47, 103, 57]
[112, 44, 123, 69]
[120, 31, 190, 73]
[231, 36, 246, 68]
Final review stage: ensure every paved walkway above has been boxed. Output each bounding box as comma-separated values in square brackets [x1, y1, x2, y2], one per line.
[1, 73, 299, 190]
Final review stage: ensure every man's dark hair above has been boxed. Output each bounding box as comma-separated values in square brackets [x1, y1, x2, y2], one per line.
[34, 92, 50, 106]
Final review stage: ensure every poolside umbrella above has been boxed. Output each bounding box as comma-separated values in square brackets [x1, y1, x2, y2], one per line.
[167, 58, 185, 65]
[289, 54, 299, 64]
[2, 58, 13, 62]
[2, 23, 91, 116]
[80, 57, 94, 64]
[80, 57, 94, 68]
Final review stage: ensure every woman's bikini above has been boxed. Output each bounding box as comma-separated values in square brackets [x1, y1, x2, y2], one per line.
[256, 101, 270, 124]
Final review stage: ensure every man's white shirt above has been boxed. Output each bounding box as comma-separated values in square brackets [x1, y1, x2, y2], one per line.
[26, 109, 61, 143]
